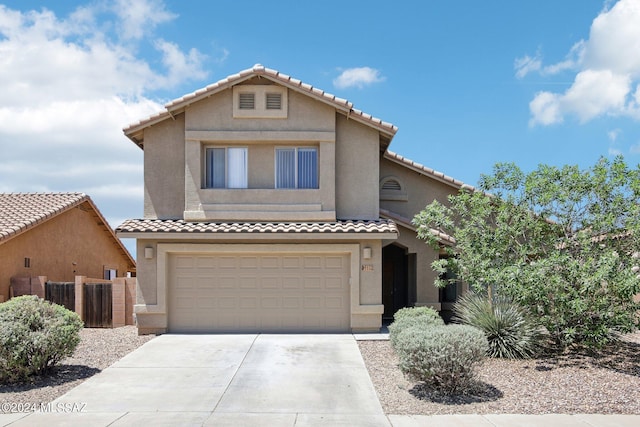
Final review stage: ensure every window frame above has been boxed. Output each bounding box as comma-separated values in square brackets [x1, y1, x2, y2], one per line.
[274, 146, 319, 189]
[204, 146, 248, 189]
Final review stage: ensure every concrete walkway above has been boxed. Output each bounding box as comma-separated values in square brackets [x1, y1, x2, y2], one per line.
[1, 334, 639, 426]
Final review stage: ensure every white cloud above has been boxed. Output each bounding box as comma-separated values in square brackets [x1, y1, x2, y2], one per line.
[0, 1, 214, 252]
[333, 67, 385, 89]
[529, 92, 563, 126]
[112, 0, 176, 41]
[514, 54, 542, 79]
[608, 128, 622, 142]
[522, 0, 640, 126]
[630, 142, 640, 154]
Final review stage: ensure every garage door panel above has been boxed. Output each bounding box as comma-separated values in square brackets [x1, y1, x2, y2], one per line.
[261, 277, 279, 289]
[325, 256, 344, 268]
[282, 277, 301, 289]
[325, 277, 342, 289]
[282, 257, 301, 268]
[197, 297, 216, 309]
[304, 277, 322, 289]
[260, 257, 280, 268]
[282, 297, 300, 309]
[304, 256, 322, 269]
[325, 296, 344, 309]
[239, 277, 257, 289]
[218, 257, 238, 268]
[240, 256, 259, 268]
[218, 277, 236, 288]
[169, 252, 350, 332]
[260, 297, 279, 309]
[175, 256, 195, 268]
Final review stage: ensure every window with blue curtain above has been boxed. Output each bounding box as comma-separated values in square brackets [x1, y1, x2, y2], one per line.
[275, 147, 318, 189]
[297, 148, 318, 189]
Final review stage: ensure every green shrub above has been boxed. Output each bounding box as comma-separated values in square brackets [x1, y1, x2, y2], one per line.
[0, 296, 83, 383]
[395, 324, 488, 395]
[393, 306, 443, 323]
[453, 292, 541, 359]
[389, 307, 444, 349]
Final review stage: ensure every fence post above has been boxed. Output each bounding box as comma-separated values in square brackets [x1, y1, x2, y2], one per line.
[125, 278, 136, 325]
[32, 276, 46, 298]
[112, 278, 125, 328]
[75, 276, 85, 322]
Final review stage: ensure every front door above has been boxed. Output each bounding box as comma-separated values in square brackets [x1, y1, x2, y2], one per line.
[382, 244, 408, 320]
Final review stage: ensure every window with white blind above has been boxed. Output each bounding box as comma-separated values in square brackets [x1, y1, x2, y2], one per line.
[275, 147, 318, 189]
[205, 147, 248, 188]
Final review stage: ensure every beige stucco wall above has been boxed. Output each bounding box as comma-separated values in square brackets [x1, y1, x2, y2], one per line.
[335, 115, 380, 220]
[143, 114, 186, 219]
[379, 157, 458, 221]
[0, 204, 134, 301]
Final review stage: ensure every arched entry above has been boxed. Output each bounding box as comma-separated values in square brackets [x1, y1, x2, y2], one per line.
[382, 243, 415, 320]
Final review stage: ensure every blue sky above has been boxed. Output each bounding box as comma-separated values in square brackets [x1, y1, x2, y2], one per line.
[1, 0, 640, 256]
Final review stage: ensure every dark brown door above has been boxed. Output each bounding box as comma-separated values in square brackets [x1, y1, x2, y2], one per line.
[382, 244, 408, 320]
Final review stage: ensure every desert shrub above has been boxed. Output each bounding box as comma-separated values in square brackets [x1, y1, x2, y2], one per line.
[393, 306, 443, 323]
[0, 295, 83, 383]
[453, 292, 541, 359]
[388, 307, 444, 349]
[394, 324, 488, 395]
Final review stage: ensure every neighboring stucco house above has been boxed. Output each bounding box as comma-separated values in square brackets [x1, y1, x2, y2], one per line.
[0, 193, 136, 302]
[117, 65, 467, 334]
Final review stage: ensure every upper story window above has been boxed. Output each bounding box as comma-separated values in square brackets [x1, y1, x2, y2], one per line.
[233, 85, 287, 118]
[205, 147, 248, 189]
[275, 147, 318, 189]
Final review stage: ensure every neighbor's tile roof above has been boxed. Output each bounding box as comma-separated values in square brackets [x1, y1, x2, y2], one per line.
[0, 192, 88, 243]
[116, 218, 398, 235]
[124, 64, 397, 145]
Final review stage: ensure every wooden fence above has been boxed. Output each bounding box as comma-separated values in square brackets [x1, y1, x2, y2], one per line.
[10, 276, 136, 328]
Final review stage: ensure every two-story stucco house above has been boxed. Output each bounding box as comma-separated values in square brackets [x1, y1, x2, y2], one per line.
[116, 65, 468, 334]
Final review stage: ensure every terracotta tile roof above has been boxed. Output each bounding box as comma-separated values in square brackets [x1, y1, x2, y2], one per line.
[383, 150, 476, 191]
[0, 193, 88, 243]
[116, 218, 398, 235]
[0, 192, 135, 268]
[124, 64, 397, 146]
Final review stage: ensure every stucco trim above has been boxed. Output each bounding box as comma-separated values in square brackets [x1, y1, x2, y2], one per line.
[185, 130, 336, 142]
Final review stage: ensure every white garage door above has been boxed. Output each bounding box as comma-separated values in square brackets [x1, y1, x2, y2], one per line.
[168, 252, 351, 332]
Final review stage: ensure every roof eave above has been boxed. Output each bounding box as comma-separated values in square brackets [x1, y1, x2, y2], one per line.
[122, 65, 398, 148]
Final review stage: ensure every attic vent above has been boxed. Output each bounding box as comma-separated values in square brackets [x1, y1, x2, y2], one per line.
[382, 179, 402, 191]
[238, 93, 255, 110]
[266, 93, 282, 110]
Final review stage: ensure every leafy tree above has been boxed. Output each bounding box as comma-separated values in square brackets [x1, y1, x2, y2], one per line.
[413, 156, 640, 349]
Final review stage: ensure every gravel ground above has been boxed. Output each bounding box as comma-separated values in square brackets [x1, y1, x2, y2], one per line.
[359, 332, 640, 415]
[0, 326, 155, 411]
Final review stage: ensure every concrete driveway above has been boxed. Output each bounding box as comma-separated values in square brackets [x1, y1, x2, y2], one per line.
[4, 334, 390, 426]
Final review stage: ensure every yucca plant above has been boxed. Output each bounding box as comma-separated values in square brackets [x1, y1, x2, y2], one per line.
[453, 292, 541, 359]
